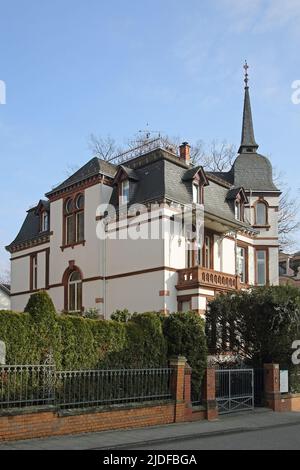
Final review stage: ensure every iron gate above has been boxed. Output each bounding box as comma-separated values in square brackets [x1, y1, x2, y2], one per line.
[216, 368, 254, 414]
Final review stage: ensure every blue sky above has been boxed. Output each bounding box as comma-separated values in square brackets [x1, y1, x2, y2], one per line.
[1, 0, 300, 273]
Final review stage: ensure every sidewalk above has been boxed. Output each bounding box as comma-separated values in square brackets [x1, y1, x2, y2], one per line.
[1, 408, 300, 450]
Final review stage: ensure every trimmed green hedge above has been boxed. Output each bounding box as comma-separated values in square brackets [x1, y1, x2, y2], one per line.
[206, 286, 300, 391]
[0, 293, 207, 387]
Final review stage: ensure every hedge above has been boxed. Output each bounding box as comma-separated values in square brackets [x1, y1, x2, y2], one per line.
[206, 285, 300, 392]
[0, 293, 207, 388]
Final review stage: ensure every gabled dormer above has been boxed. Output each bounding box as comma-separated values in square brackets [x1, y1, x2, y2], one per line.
[113, 165, 140, 206]
[182, 166, 209, 205]
[35, 200, 50, 233]
[226, 187, 248, 222]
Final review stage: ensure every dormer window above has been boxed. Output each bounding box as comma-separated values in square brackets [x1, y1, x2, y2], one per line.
[235, 201, 243, 221]
[41, 211, 49, 232]
[121, 180, 130, 205]
[192, 182, 204, 204]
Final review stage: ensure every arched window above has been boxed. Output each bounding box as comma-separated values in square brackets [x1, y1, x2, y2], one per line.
[64, 193, 85, 246]
[68, 270, 82, 313]
[255, 201, 268, 226]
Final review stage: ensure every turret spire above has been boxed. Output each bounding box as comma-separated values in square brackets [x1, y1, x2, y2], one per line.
[238, 61, 259, 154]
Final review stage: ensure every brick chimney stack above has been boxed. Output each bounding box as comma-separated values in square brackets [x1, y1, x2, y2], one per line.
[179, 142, 191, 164]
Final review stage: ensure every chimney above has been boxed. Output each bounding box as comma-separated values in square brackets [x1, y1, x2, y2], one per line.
[179, 142, 191, 164]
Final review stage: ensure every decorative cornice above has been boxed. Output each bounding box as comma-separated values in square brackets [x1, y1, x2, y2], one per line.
[6, 233, 52, 254]
[46, 174, 113, 202]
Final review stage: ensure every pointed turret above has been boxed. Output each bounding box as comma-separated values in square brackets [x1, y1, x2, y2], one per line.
[238, 61, 259, 154]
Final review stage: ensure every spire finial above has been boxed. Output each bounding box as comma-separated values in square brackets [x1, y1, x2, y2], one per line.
[238, 61, 259, 154]
[243, 60, 249, 87]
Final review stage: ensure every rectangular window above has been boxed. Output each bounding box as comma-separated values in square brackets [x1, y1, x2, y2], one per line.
[193, 184, 199, 204]
[30, 254, 38, 291]
[121, 180, 130, 205]
[204, 236, 211, 268]
[41, 211, 49, 232]
[237, 246, 246, 283]
[69, 283, 76, 312]
[180, 300, 191, 313]
[279, 261, 287, 276]
[66, 214, 75, 245]
[186, 241, 193, 268]
[256, 249, 267, 285]
[76, 211, 84, 242]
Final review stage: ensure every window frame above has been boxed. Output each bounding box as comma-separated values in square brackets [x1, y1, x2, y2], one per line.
[40, 210, 49, 232]
[62, 193, 85, 248]
[67, 270, 83, 313]
[254, 199, 269, 227]
[30, 253, 38, 291]
[120, 179, 130, 205]
[255, 248, 269, 286]
[185, 230, 214, 269]
[237, 244, 248, 284]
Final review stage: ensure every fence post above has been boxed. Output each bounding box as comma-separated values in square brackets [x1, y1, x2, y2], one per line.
[264, 363, 281, 411]
[169, 356, 187, 423]
[203, 367, 218, 421]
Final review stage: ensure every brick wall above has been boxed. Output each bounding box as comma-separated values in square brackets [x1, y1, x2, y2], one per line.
[0, 357, 211, 442]
[0, 402, 175, 442]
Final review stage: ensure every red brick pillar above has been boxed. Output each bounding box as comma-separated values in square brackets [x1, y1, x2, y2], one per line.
[170, 356, 187, 423]
[203, 367, 218, 421]
[264, 363, 281, 411]
[184, 363, 193, 421]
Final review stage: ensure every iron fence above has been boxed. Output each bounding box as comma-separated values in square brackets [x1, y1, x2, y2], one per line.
[0, 365, 55, 409]
[0, 365, 172, 410]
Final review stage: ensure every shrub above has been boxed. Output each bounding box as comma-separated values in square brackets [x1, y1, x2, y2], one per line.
[0, 311, 37, 364]
[25, 291, 62, 366]
[206, 286, 300, 389]
[0, 292, 207, 382]
[163, 312, 207, 399]
[111, 309, 132, 323]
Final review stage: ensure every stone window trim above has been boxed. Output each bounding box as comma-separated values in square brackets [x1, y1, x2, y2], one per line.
[62, 192, 85, 249]
[253, 198, 270, 228]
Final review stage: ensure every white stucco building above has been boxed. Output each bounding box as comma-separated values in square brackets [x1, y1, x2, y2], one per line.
[7, 78, 280, 317]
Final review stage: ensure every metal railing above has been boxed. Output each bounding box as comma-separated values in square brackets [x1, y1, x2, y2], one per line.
[0, 365, 172, 410]
[0, 365, 55, 409]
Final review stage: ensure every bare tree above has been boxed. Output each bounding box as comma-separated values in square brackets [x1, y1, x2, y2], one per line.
[274, 171, 300, 252]
[88, 134, 120, 161]
[190, 139, 236, 171]
[0, 268, 10, 285]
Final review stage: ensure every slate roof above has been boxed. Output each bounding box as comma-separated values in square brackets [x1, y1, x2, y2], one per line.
[9, 137, 277, 251]
[0, 284, 10, 295]
[46, 157, 117, 197]
[6, 203, 50, 252]
[204, 180, 251, 230]
[239, 86, 259, 154]
[231, 152, 279, 191]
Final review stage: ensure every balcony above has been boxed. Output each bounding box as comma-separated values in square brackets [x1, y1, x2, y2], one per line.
[176, 266, 241, 291]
